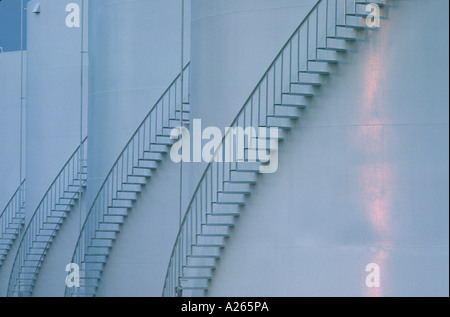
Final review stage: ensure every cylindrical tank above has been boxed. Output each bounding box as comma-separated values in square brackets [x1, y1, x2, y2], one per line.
[86, 0, 191, 296]
[25, 0, 88, 224]
[0, 51, 24, 210]
[205, 0, 449, 296]
[87, 0, 188, 208]
[0, 51, 25, 297]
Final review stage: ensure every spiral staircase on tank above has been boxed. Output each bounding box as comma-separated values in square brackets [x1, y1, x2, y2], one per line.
[7, 140, 87, 297]
[0, 180, 25, 267]
[65, 65, 190, 297]
[162, 0, 389, 296]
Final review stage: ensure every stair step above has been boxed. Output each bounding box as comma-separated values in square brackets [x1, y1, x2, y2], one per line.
[91, 239, 114, 248]
[53, 204, 71, 212]
[289, 84, 316, 96]
[298, 72, 323, 86]
[84, 255, 107, 263]
[71, 179, 86, 187]
[191, 246, 221, 258]
[131, 167, 152, 178]
[305, 61, 332, 74]
[15, 279, 34, 286]
[0, 233, 15, 240]
[18, 272, 37, 280]
[0, 244, 11, 250]
[254, 128, 288, 142]
[210, 203, 241, 216]
[67, 185, 81, 193]
[58, 198, 77, 206]
[232, 161, 261, 173]
[49, 211, 67, 219]
[206, 214, 236, 226]
[201, 224, 230, 236]
[217, 192, 246, 205]
[274, 105, 302, 118]
[7, 222, 22, 229]
[80, 278, 99, 287]
[222, 182, 252, 194]
[186, 256, 216, 268]
[98, 223, 120, 232]
[148, 144, 168, 154]
[265, 116, 294, 130]
[331, 26, 363, 40]
[23, 260, 40, 267]
[4, 227, 19, 235]
[126, 175, 147, 185]
[142, 151, 164, 162]
[45, 217, 63, 224]
[138, 159, 158, 169]
[35, 235, 53, 243]
[80, 262, 104, 271]
[312, 49, 339, 63]
[42, 223, 60, 231]
[38, 229, 57, 237]
[155, 135, 174, 146]
[32, 242, 48, 250]
[26, 254, 44, 261]
[326, 38, 348, 51]
[21, 266, 39, 274]
[81, 270, 102, 279]
[183, 267, 213, 279]
[229, 171, 258, 184]
[29, 248, 47, 255]
[196, 235, 226, 247]
[107, 207, 129, 217]
[168, 119, 189, 128]
[103, 215, 125, 224]
[95, 231, 117, 240]
[345, 15, 366, 29]
[179, 277, 209, 289]
[116, 191, 137, 201]
[120, 183, 142, 193]
[87, 247, 109, 256]
[111, 199, 132, 208]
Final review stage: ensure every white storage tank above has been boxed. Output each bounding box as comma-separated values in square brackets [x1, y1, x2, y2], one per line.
[204, 0, 449, 296]
[87, 0, 189, 208]
[25, 0, 88, 224]
[86, 0, 190, 296]
[0, 51, 24, 211]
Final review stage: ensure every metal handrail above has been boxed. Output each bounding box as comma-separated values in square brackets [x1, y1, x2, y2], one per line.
[7, 138, 88, 297]
[162, 0, 372, 296]
[65, 64, 190, 297]
[0, 179, 26, 265]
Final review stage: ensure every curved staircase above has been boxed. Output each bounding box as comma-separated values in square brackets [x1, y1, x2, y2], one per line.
[0, 180, 25, 267]
[7, 139, 87, 297]
[162, 0, 388, 296]
[65, 65, 190, 297]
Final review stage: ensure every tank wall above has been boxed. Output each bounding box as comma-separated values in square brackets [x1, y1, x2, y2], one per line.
[87, 0, 189, 208]
[0, 51, 24, 210]
[25, 0, 88, 223]
[207, 0, 449, 296]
